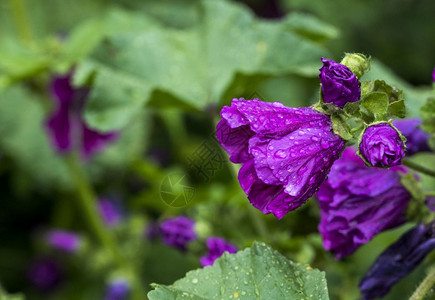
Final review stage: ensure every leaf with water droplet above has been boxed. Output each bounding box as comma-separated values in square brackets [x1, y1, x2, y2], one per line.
[148, 242, 329, 299]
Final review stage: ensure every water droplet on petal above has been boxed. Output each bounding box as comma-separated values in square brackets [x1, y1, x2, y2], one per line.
[274, 149, 287, 159]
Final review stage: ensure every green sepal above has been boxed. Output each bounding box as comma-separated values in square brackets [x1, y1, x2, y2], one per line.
[340, 53, 370, 79]
[343, 101, 361, 118]
[388, 99, 406, 118]
[361, 91, 389, 121]
[331, 114, 353, 140]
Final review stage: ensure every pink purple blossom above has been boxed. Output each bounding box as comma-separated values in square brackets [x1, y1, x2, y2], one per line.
[45, 230, 82, 253]
[104, 279, 130, 300]
[200, 237, 237, 267]
[98, 198, 123, 227]
[359, 123, 405, 167]
[27, 258, 62, 291]
[319, 58, 361, 108]
[160, 216, 197, 251]
[216, 98, 344, 219]
[46, 74, 117, 159]
[317, 147, 411, 259]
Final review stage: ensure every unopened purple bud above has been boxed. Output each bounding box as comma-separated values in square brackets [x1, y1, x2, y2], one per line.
[46, 230, 81, 253]
[319, 58, 361, 108]
[359, 123, 405, 167]
[160, 216, 197, 251]
[200, 237, 237, 267]
[359, 223, 435, 299]
[104, 279, 130, 300]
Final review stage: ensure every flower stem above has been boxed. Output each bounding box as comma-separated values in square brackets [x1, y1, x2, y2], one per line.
[402, 159, 435, 178]
[409, 267, 435, 300]
[65, 155, 123, 265]
[7, 0, 33, 44]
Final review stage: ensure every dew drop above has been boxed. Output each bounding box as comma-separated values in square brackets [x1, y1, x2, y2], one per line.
[311, 136, 319, 142]
[274, 149, 287, 159]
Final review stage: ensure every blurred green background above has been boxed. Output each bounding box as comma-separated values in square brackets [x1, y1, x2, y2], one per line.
[0, 0, 434, 299]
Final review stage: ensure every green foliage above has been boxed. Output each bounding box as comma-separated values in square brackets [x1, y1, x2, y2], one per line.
[76, 0, 333, 131]
[420, 97, 435, 150]
[0, 286, 24, 300]
[148, 242, 329, 300]
[330, 114, 352, 140]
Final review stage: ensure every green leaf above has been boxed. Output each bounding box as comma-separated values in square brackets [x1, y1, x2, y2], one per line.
[283, 12, 339, 43]
[148, 242, 329, 300]
[77, 0, 332, 131]
[388, 99, 406, 118]
[361, 92, 389, 121]
[0, 285, 25, 300]
[331, 114, 352, 140]
[0, 86, 71, 190]
[343, 101, 360, 118]
[421, 97, 435, 150]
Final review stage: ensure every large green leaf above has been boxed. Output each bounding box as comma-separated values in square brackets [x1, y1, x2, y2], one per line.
[148, 242, 329, 300]
[77, 0, 331, 131]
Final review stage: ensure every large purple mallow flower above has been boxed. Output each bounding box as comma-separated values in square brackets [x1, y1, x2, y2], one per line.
[160, 216, 197, 251]
[359, 223, 435, 300]
[392, 119, 431, 156]
[98, 198, 123, 227]
[45, 230, 82, 254]
[200, 237, 237, 267]
[216, 98, 345, 219]
[104, 279, 130, 300]
[359, 123, 405, 167]
[46, 74, 117, 159]
[317, 147, 411, 259]
[319, 58, 361, 108]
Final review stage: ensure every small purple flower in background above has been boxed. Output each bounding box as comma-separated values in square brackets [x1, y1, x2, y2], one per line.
[46, 230, 82, 253]
[216, 98, 344, 219]
[393, 119, 431, 156]
[432, 67, 435, 81]
[359, 123, 405, 167]
[46, 74, 117, 159]
[160, 216, 197, 251]
[319, 58, 361, 108]
[200, 237, 237, 267]
[104, 279, 130, 300]
[317, 147, 411, 259]
[98, 198, 123, 227]
[27, 258, 62, 291]
[359, 223, 435, 300]
[425, 196, 435, 212]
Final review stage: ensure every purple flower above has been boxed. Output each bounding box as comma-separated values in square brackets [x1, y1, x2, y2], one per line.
[46, 74, 117, 159]
[359, 123, 405, 167]
[98, 198, 123, 227]
[319, 58, 361, 108]
[359, 223, 435, 300]
[104, 279, 130, 300]
[432, 67, 435, 81]
[216, 98, 345, 219]
[46, 230, 82, 253]
[393, 119, 431, 156]
[317, 147, 411, 259]
[160, 216, 197, 251]
[425, 196, 435, 212]
[27, 258, 62, 291]
[200, 237, 237, 267]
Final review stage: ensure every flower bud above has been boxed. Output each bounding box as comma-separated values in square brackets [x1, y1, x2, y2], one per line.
[340, 53, 370, 79]
[359, 123, 405, 167]
[319, 58, 361, 108]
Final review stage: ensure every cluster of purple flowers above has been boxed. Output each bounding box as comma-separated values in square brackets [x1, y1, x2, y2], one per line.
[216, 57, 434, 298]
[151, 216, 237, 266]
